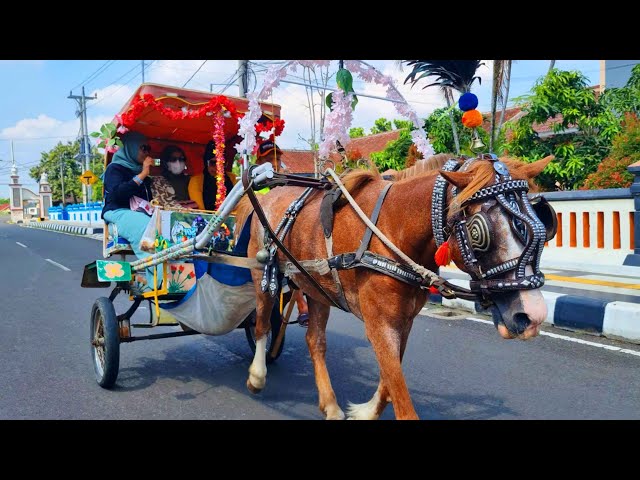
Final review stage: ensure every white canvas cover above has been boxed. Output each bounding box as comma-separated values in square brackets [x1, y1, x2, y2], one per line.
[161, 273, 256, 335]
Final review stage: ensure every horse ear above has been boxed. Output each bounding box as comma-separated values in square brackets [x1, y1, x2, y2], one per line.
[519, 155, 554, 179]
[439, 170, 474, 190]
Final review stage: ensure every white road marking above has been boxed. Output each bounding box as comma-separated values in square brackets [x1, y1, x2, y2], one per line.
[45, 259, 71, 271]
[16, 242, 27, 248]
[465, 316, 640, 357]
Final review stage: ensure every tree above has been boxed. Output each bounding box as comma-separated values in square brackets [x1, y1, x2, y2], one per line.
[370, 118, 392, 135]
[393, 119, 414, 130]
[423, 107, 492, 156]
[349, 127, 365, 138]
[370, 129, 415, 171]
[0, 198, 9, 204]
[503, 69, 618, 191]
[29, 140, 104, 204]
[582, 112, 639, 189]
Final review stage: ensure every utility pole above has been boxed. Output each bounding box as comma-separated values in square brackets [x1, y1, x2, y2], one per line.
[238, 60, 249, 97]
[60, 156, 66, 207]
[68, 87, 96, 205]
[142, 60, 145, 83]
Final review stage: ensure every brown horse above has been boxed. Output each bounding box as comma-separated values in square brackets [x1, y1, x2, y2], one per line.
[240, 153, 553, 420]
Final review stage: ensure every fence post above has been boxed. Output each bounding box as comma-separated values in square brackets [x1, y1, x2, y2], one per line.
[624, 160, 640, 266]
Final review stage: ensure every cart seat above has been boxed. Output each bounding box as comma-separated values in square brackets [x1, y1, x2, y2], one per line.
[103, 222, 134, 258]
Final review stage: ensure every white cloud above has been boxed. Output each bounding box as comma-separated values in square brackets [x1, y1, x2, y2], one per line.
[88, 84, 137, 112]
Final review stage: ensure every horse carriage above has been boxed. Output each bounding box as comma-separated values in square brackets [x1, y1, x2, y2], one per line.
[81, 61, 560, 419]
[82, 83, 298, 388]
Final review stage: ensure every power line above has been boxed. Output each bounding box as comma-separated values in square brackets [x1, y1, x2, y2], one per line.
[70, 60, 117, 92]
[85, 62, 144, 110]
[182, 60, 208, 88]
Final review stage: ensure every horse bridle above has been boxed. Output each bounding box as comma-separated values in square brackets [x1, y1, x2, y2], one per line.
[432, 155, 550, 298]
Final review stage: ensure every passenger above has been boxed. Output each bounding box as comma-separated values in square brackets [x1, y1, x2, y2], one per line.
[188, 139, 235, 211]
[101, 131, 159, 285]
[151, 145, 198, 209]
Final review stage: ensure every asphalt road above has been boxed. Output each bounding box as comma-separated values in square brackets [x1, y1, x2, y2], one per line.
[2, 218, 640, 420]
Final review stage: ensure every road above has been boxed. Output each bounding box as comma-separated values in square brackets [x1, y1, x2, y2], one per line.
[2, 218, 640, 420]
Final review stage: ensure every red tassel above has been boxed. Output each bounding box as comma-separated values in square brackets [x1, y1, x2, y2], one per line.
[435, 241, 452, 266]
[429, 286, 440, 295]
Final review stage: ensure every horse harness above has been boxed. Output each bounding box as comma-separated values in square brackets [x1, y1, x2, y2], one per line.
[240, 156, 556, 311]
[432, 154, 557, 303]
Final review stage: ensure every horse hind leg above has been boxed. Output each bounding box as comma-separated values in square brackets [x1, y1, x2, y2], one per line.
[247, 288, 276, 394]
[346, 380, 391, 420]
[305, 296, 345, 420]
[346, 321, 411, 420]
[360, 307, 418, 420]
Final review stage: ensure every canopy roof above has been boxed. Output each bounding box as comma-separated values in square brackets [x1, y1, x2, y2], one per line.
[105, 83, 282, 174]
[114, 83, 281, 146]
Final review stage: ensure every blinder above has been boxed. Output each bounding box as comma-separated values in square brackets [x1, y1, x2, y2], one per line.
[530, 195, 557, 242]
[466, 211, 491, 252]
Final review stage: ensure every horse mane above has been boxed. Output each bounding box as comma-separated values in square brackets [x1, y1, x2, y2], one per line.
[333, 168, 382, 208]
[451, 157, 545, 212]
[387, 153, 454, 181]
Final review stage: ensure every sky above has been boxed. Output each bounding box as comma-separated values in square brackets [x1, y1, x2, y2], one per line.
[0, 59, 601, 199]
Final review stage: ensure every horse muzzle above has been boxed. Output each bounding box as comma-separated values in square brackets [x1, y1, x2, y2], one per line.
[490, 289, 547, 340]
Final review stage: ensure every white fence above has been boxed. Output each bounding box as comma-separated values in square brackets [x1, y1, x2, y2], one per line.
[541, 189, 634, 266]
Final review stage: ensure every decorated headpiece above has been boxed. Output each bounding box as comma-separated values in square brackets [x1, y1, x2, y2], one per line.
[403, 60, 486, 152]
[254, 114, 285, 155]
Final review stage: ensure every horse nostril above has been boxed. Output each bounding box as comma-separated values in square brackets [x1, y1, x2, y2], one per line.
[512, 313, 531, 334]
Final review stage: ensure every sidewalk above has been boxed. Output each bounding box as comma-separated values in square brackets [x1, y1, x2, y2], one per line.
[430, 260, 640, 344]
[21, 219, 103, 235]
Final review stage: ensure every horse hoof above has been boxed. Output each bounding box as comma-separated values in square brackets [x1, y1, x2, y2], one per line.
[324, 406, 345, 420]
[246, 378, 263, 394]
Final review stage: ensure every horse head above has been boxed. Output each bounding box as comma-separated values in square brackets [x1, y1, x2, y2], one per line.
[438, 155, 556, 340]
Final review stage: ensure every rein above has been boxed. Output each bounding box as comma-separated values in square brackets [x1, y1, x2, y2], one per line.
[241, 166, 345, 310]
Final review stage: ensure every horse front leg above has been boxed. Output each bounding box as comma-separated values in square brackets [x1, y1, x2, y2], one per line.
[305, 297, 345, 420]
[347, 318, 413, 420]
[247, 286, 276, 394]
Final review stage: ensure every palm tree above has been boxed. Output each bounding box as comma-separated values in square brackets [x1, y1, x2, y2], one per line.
[401, 60, 484, 155]
[490, 60, 513, 152]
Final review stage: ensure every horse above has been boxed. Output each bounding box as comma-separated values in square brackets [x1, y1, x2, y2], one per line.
[238, 153, 555, 420]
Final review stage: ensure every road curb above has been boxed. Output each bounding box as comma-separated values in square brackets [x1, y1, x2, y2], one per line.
[20, 221, 102, 237]
[426, 279, 640, 344]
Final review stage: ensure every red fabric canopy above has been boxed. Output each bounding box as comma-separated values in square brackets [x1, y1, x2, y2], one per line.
[106, 83, 281, 175]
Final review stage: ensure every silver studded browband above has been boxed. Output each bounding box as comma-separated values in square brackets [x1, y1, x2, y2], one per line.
[432, 159, 461, 247]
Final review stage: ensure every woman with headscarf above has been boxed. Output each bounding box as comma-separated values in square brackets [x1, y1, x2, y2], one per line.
[150, 145, 198, 208]
[188, 139, 235, 211]
[101, 131, 157, 277]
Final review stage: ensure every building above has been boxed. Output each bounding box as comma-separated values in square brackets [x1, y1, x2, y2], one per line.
[8, 161, 43, 222]
[600, 60, 640, 90]
[281, 130, 403, 173]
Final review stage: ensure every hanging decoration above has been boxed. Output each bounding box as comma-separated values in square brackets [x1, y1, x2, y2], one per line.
[254, 117, 286, 154]
[237, 60, 434, 162]
[402, 60, 486, 152]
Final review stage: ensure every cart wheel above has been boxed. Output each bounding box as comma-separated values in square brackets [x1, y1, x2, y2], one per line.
[90, 297, 120, 388]
[244, 298, 284, 364]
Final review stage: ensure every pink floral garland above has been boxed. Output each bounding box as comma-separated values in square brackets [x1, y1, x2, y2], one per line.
[238, 60, 434, 160]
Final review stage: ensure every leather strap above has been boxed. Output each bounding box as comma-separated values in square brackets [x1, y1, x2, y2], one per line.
[242, 168, 344, 310]
[355, 182, 393, 262]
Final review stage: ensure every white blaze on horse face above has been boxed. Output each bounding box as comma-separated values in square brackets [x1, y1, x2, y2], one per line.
[494, 215, 547, 327]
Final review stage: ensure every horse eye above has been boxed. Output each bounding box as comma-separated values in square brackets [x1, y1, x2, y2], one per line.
[512, 217, 528, 243]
